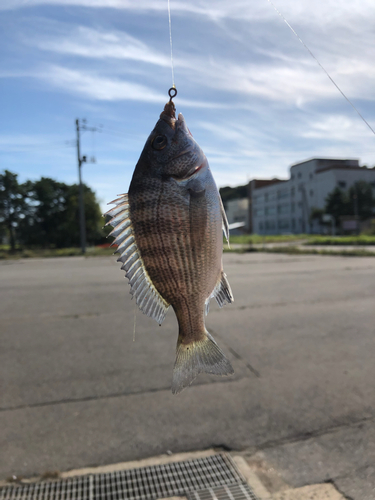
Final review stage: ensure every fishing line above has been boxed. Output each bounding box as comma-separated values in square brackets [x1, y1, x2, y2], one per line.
[266, 0, 375, 137]
[167, 0, 175, 89]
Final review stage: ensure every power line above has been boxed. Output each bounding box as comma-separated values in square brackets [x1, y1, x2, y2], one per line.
[266, 0, 375, 138]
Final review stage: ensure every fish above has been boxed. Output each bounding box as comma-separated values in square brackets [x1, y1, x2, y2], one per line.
[104, 99, 234, 394]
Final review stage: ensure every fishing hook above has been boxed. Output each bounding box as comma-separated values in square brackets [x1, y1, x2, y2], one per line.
[168, 86, 177, 102]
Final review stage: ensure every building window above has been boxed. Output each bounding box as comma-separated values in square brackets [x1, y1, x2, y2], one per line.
[277, 189, 288, 199]
[291, 187, 295, 196]
[265, 220, 276, 230]
[309, 173, 313, 180]
[298, 172, 302, 179]
[255, 208, 264, 216]
[278, 204, 289, 214]
[259, 222, 264, 231]
[310, 189, 314, 196]
[265, 193, 269, 202]
[266, 206, 276, 216]
[291, 202, 295, 213]
[338, 181, 346, 188]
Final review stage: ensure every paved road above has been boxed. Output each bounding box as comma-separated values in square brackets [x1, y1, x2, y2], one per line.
[1, 254, 374, 499]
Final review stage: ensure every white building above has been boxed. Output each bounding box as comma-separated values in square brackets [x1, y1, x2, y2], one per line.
[251, 158, 375, 235]
[225, 198, 249, 234]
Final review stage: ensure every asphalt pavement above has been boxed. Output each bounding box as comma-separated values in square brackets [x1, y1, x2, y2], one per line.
[0, 253, 374, 499]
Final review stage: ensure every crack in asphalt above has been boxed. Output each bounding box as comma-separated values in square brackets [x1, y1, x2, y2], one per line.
[253, 414, 375, 452]
[0, 376, 245, 413]
[328, 479, 356, 500]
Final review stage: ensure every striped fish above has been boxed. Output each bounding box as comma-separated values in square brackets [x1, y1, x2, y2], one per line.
[105, 100, 234, 394]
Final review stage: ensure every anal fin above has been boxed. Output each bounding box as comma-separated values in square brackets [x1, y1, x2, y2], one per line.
[205, 272, 234, 315]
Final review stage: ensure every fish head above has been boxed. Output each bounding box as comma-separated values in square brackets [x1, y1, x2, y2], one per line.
[136, 101, 206, 181]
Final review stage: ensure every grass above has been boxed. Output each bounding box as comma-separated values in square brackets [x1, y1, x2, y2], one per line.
[229, 234, 308, 245]
[262, 246, 375, 257]
[224, 245, 375, 256]
[305, 235, 375, 246]
[0, 246, 114, 260]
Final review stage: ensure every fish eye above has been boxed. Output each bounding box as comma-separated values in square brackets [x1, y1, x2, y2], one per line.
[152, 135, 167, 150]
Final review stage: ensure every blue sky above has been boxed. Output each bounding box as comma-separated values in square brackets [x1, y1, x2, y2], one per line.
[1, 0, 375, 209]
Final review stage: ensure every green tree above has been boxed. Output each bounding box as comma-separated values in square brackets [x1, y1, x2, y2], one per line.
[62, 184, 106, 247]
[20, 178, 107, 248]
[219, 184, 248, 207]
[20, 178, 70, 247]
[310, 207, 325, 224]
[325, 187, 349, 225]
[348, 181, 374, 220]
[0, 170, 28, 251]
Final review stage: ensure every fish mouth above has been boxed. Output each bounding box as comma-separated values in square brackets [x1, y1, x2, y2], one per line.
[159, 104, 192, 135]
[182, 159, 207, 179]
[176, 113, 192, 135]
[159, 101, 177, 129]
[173, 158, 208, 181]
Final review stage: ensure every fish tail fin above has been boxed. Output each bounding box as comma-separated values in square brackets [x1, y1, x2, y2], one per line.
[172, 331, 234, 395]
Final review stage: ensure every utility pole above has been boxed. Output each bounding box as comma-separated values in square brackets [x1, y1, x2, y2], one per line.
[76, 119, 87, 254]
[75, 119, 97, 254]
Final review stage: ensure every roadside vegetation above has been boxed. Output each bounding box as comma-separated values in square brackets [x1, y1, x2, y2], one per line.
[305, 235, 375, 245]
[263, 246, 375, 257]
[2, 235, 375, 260]
[223, 245, 375, 257]
[225, 233, 375, 257]
[229, 234, 308, 245]
[0, 170, 110, 253]
[0, 245, 114, 260]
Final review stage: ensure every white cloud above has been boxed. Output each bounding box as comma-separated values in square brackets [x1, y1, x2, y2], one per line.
[40, 65, 166, 102]
[30, 25, 171, 67]
[3, 0, 375, 27]
[302, 115, 375, 142]
[31, 64, 229, 108]
[0, 134, 75, 153]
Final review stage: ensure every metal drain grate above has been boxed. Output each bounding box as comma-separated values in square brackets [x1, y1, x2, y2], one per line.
[0, 454, 258, 500]
[187, 483, 258, 500]
[0, 474, 92, 500]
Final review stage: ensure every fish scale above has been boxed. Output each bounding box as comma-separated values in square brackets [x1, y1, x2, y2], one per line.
[105, 100, 234, 393]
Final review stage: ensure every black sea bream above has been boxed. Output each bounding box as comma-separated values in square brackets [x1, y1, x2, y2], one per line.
[105, 101, 234, 394]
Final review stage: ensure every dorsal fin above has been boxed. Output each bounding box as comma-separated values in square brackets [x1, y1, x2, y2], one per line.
[104, 194, 170, 324]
